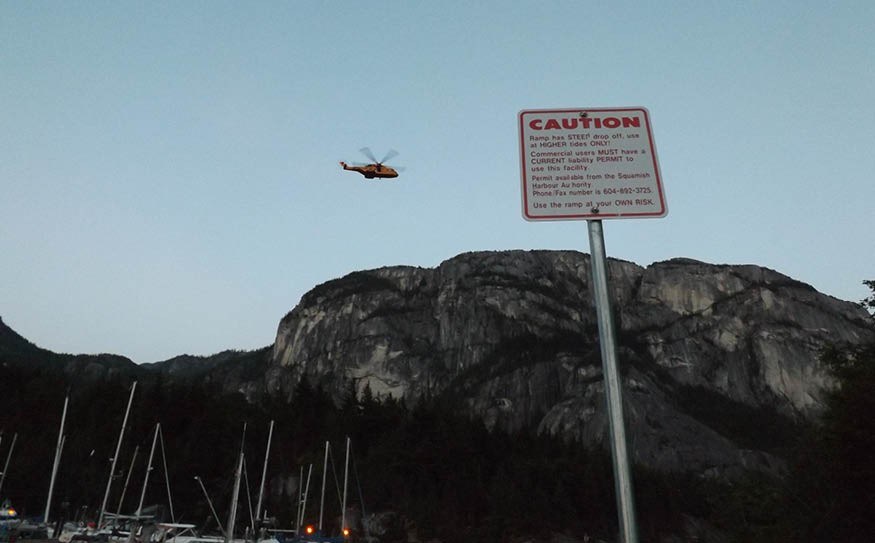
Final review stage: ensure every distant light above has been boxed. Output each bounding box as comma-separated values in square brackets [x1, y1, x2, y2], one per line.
[305, 525, 314, 535]
[342, 528, 350, 537]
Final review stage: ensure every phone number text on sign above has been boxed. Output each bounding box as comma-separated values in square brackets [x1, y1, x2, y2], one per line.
[519, 107, 667, 221]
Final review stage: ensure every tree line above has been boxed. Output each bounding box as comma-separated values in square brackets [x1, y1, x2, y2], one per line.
[1, 281, 873, 541]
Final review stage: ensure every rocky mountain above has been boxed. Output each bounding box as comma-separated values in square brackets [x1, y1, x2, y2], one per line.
[270, 250, 874, 476]
[3, 250, 871, 479]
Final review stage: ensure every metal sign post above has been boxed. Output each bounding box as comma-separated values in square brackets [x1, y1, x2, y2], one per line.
[519, 107, 667, 543]
[588, 219, 638, 543]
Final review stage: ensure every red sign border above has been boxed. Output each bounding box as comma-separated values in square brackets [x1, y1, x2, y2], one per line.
[519, 107, 667, 221]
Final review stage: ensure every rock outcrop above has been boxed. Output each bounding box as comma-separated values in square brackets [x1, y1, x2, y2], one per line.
[270, 251, 874, 475]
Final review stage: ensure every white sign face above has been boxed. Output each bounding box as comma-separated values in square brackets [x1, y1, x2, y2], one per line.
[519, 107, 667, 220]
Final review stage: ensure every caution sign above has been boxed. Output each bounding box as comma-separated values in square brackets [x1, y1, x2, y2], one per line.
[519, 107, 667, 220]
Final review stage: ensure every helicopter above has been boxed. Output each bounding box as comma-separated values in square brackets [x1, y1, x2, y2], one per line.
[340, 147, 401, 179]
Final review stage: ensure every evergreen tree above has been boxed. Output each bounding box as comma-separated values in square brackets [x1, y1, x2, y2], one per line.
[779, 280, 875, 541]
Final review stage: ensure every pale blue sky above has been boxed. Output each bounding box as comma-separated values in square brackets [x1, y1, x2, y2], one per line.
[3, 1, 873, 363]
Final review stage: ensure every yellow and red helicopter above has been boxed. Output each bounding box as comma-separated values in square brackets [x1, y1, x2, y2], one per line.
[340, 148, 401, 179]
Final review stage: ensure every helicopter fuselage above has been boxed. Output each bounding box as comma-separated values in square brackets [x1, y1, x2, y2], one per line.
[339, 161, 398, 179]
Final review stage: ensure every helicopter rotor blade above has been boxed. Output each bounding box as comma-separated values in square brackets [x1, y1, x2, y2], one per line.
[379, 149, 399, 164]
[359, 147, 378, 163]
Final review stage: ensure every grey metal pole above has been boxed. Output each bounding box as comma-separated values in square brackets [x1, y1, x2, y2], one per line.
[116, 445, 139, 516]
[587, 219, 639, 543]
[255, 420, 274, 523]
[295, 465, 304, 533]
[45, 393, 69, 525]
[226, 424, 247, 543]
[137, 424, 160, 517]
[195, 476, 225, 535]
[298, 464, 312, 531]
[158, 427, 175, 523]
[99, 381, 137, 528]
[341, 437, 350, 535]
[0, 432, 18, 497]
[318, 441, 329, 533]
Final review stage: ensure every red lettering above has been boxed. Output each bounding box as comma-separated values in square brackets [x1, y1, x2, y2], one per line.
[528, 115, 641, 130]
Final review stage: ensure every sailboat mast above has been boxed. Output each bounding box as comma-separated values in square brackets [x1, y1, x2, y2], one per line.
[297, 464, 312, 532]
[242, 456, 254, 532]
[295, 465, 303, 534]
[158, 426, 175, 523]
[341, 437, 350, 535]
[115, 445, 139, 516]
[0, 432, 18, 498]
[225, 424, 246, 543]
[44, 393, 69, 525]
[318, 441, 329, 533]
[255, 420, 274, 524]
[99, 381, 137, 528]
[136, 424, 160, 517]
[195, 476, 225, 534]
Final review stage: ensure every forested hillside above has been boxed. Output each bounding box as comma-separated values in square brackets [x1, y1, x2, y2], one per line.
[1, 279, 872, 542]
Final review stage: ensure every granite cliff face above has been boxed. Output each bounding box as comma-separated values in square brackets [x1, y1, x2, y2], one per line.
[269, 251, 874, 476]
